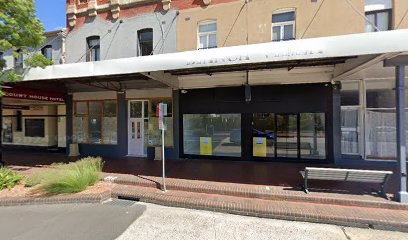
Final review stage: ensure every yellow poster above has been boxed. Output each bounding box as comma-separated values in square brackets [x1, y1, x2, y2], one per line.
[200, 137, 213, 155]
[253, 137, 266, 157]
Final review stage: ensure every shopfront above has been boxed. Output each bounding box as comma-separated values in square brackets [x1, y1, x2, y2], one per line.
[180, 83, 337, 162]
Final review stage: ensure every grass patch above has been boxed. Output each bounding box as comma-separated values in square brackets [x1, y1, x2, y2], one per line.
[0, 168, 24, 190]
[26, 157, 104, 194]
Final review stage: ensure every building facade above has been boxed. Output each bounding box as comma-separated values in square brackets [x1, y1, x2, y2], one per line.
[2, 0, 408, 166]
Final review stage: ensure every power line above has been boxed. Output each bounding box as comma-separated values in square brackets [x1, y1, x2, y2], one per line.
[150, 11, 179, 55]
[344, 0, 380, 32]
[75, 20, 123, 63]
[396, 6, 408, 29]
[222, 1, 246, 47]
[300, 0, 326, 39]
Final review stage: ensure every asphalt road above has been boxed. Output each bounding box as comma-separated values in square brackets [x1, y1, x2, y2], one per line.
[1, 201, 407, 240]
[0, 200, 145, 240]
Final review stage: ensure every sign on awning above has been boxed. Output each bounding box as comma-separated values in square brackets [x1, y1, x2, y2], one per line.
[4, 88, 66, 103]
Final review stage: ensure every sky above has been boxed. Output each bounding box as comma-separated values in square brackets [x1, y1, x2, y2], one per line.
[35, 0, 66, 32]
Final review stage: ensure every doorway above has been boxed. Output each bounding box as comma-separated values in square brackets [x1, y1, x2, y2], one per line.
[128, 100, 148, 156]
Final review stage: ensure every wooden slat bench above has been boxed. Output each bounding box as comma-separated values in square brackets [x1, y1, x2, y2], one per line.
[299, 167, 393, 197]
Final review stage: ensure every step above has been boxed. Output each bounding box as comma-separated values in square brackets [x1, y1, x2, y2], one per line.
[111, 184, 408, 232]
[102, 173, 408, 211]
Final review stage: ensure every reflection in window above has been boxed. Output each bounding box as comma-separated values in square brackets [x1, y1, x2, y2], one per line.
[183, 114, 241, 157]
[86, 36, 100, 62]
[253, 113, 275, 158]
[73, 100, 117, 144]
[341, 109, 359, 154]
[41, 45, 53, 61]
[300, 113, 326, 159]
[276, 114, 298, 158]
[137, 28, 153, 56]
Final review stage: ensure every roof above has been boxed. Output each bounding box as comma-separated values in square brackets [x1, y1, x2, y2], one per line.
[22, 29, 408, 82]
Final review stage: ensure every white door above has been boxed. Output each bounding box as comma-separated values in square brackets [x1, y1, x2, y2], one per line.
[128, 101, 146, 156]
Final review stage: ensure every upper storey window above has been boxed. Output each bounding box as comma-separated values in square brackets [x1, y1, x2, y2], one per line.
[14, 49, 24, 68]
[78, 0, 88, 4]
[198, 21, 217, 50]
[137, 28, 153, 56]
[41, 45, 53, 61]
[365, 0, 392, 32]
[86, 36, 100, 62]
[272, 10, 295, 41]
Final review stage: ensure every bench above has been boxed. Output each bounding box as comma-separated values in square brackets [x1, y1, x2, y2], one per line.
[299, 167, 393, 197]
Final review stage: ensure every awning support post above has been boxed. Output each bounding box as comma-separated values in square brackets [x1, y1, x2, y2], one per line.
[396, 65, 408, 203]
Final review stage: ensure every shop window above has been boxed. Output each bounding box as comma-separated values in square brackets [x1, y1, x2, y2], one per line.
[86, 36, 100, 62]
[197, 21, 217, 50]
[25, 119, 45, 138]
[73, 100, 117, 144]
[137, 28, 153, 56]
[14, 49, 23, 68]
[365, 0, 392, 32]
[340, 81, 361, 155]
[272, 10, 295, 41]
[299, 113, 326, 159]
[183, 114, 241, 157]
[41, 45, 53, 61]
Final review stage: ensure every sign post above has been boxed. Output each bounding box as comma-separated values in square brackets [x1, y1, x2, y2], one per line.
[158, 103, 168, 192]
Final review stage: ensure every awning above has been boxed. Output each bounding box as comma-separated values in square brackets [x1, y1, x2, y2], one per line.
[21, 29, 408, 82]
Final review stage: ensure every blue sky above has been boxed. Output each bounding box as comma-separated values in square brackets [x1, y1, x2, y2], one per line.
[35, 0, 66, 32]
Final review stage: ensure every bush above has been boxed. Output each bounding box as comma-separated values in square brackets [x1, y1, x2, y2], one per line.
[26, 157, 104, 194]
[0, 168, 24, 190]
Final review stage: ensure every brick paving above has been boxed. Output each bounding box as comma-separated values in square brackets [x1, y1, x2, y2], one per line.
[111, 184, 408, 232]
[103, 172, 408, 210]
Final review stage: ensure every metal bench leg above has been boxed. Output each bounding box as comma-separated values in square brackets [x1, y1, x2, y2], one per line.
[304, 177, 309, 194]
[380, 184, 390, 200]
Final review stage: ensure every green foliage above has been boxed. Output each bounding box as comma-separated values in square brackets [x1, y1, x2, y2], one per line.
[0, 0, 52, 91]
[26, 157, 104, 194]
[0, 168, 24, 190]
[25, 53, 54, 68]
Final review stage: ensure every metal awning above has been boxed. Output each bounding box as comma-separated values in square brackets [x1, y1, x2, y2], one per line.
[20, 29, 408, 82]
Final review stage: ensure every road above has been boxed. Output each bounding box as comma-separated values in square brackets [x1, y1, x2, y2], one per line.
[0, 200, 145, 240]
[0, 201, 407, 240]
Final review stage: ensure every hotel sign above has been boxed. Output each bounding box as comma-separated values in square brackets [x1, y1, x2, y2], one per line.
[4, 88, 66, 103]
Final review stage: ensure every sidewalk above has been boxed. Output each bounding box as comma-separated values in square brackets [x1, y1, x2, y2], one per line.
[103, 172, 408, 232]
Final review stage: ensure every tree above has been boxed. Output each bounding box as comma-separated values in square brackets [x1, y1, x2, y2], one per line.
[0, 0, 53, 166]
[0, 0, 53, 90]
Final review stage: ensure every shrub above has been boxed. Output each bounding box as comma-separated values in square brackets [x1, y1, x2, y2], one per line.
[0, 168, 24, 190]
[26, 157, 104, 194]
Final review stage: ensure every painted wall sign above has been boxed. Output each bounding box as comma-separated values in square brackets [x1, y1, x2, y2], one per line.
[4, 88, 66, 103]
[2, 104, 30, 110]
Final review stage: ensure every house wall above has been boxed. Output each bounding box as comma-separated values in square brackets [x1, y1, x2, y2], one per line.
[176, 0, 408, 52]
[65, 10, 178, 63]
[0, 33, 63, 70]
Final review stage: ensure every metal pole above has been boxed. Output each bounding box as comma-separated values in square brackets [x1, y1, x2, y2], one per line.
[396, 65, 408, 203]
[162, 127, 167, 192]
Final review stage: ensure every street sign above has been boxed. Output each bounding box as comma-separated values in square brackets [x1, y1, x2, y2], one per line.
[158, 103, 167, 130]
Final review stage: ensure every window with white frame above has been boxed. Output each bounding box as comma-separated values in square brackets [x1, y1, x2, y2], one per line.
[272, 10, 295, 41]
[365, 0, 392, 32]
[197, 21, 217, 50]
